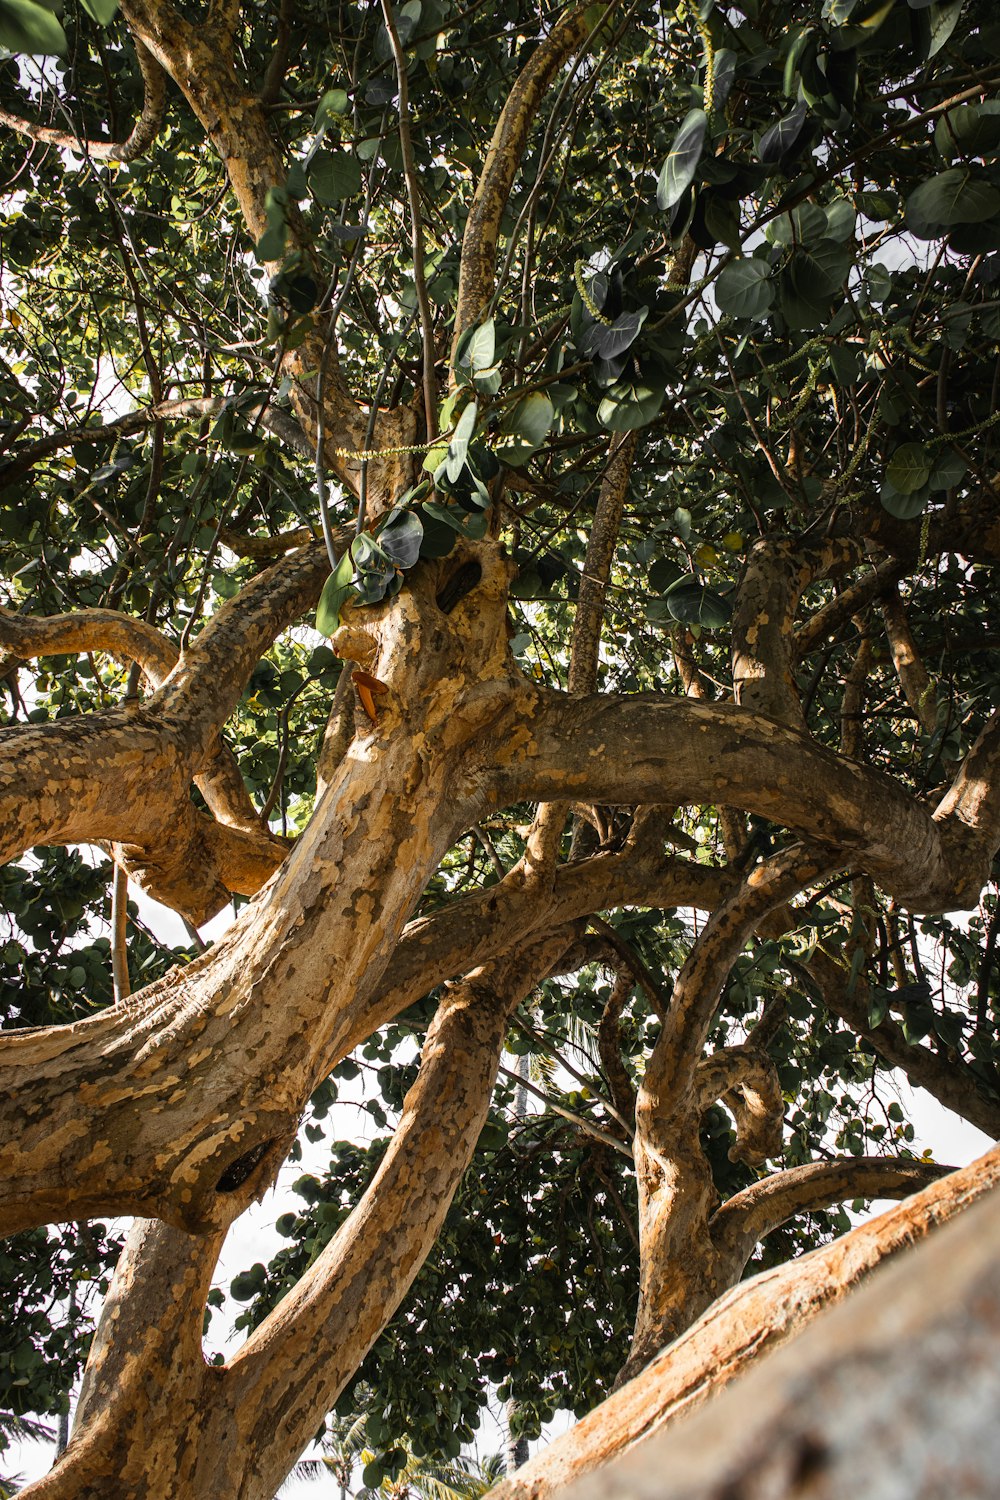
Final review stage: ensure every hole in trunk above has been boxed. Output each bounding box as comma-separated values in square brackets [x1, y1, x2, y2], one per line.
[436, 560, 482, 614]
[215, 1139, 276, 1193]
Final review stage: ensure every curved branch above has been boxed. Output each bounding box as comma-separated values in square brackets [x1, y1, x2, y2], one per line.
[792, 554, 902, 661]
[0, 606, 176, 685]
[214, 933, 575, 1497]
[158, 540, 336, 753]
[485, 1146, 1000, 1500]
[731, 537, 860, 730]
[694, 1046, 784, 1167]
[641, 849, 835, 1118]
[497, 691, 999, 912]
[710, 1156, 952, 1270]
[452, 5, 594, 352]
[0, 40, 166, 163]
[882, 584, 938, 736]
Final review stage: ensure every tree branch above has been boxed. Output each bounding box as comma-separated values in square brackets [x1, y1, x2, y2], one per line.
[0, 40, 166, 163]
[640, 849, 836, 1118]
[214, 934, 576, 1497]
[485, 1145, 1000, 1500]
[498, 691, 999, 913]
[694, 1045, 784, 1167]
[452, 5, 594, 353]
[731, 536, 861, 730]
[568, 434, 636, 695]
[710, 1155, 951, 1269]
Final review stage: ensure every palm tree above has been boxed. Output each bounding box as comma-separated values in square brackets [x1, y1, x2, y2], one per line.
[283, 1409, 502, 1500]
[0, 1412, 55, 1498]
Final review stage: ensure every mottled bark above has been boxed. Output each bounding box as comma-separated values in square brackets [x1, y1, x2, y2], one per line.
[451, 5, 594, 353]
[32, 935, 573, 1499]
[556, 1160, 1000, 1500]
[487, 1145, 1000, 1500]
[0, 547, 528, 1235]
[501, 691, 1000, 912]
[731, 537, 860, 730]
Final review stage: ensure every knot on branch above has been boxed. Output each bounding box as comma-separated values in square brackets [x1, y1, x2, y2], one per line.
[723, 1050, 785, 1167]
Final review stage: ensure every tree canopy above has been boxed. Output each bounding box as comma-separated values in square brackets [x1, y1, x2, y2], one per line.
[2, 0, 1000, 1494]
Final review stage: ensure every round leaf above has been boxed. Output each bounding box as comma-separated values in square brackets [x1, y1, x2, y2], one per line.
[905, 169, 1000, 239]
[886, 443, 931, 495]
[308, 150, 363, 204]
[715, 259, 774, 319]
[664, 579, 732, 629]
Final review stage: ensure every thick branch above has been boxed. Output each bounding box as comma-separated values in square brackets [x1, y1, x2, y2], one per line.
[0, 606, 176, 686]
[555, 1157, 1000, 1500]
[694, 1046, 784, 1167]
[882, 585, 938, 735]
[217, 935, 574, 1498]
[641, 849, 834, 1116]
[731, 537, 860, 730]
[500, 692, 999, 911]
[485, 1145, 1000, 1500]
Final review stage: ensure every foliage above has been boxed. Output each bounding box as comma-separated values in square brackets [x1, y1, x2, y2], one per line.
[1, 0, 1000, 1488]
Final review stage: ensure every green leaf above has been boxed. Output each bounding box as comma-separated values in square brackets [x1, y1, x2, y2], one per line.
[416, 505, 459, 558]
[308, 150, 363, 204]
[927, 448, 967, 491]
[501, 392, 554, 464]
[905, 169, 1000, 239]
[580, 307, 648, 363]
[377, 508, 423, 569]
[925, 0, 964, 58]
[880, 478, 929, 520]
[711, 48, 738, 115]
[663, 578, 732, 628]
[716, 259, 774, 319]
[315, 550, 356, 635]
[0, 0, 66, 53]
[886, 443, 932, 494]
[656, 109, 708, 212]
[314, 87, 350, 129]
[79, 0, 118, 22]
[867, 988, 890, 1027]
[444, 399, 477, 482]
[758, 102, 808, 167]
[597, 383, 664, 432]
[463, 319, 496, 373]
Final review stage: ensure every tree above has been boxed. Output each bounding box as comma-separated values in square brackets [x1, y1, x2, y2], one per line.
[2, 0, 1000, 1493]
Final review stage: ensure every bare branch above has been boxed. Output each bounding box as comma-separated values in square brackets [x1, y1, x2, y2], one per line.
[0, 605, 177, 686]
[731, 536, 861, 730]
[452, 5, 594, 352]
[882, 584, 938, 736]
[568, 434, 636, 695]
[500, 691, 995, 913]
[0, 40, 166, 162]
[641, 849, 836, 1116]
[694, 1046, 784, 1167]
[710, 1155, 952, 1268]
